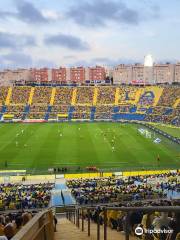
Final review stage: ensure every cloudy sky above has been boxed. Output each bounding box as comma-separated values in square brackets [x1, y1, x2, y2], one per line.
[0, 0, 180, 69]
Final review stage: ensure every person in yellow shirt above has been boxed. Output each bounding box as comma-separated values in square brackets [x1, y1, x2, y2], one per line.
[108, 210, 119, 229]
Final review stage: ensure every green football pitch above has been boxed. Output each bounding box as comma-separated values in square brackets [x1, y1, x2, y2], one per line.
[151, 124, 180, 138]
[0, 122, 179, 173]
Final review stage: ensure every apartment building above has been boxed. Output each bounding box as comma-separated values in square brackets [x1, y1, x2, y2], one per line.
[85, 66, 106, 83]
[0, 69, 31, 86]
[113, 64, 132, 85]
[70, 67, 85, 83]
[30, 68, 51, 83]
[175, 63, 180, 83]
[113, 63, 177, 85]
[52, 67, 66, 83]
[153, 64, 174, 84]
[0, 64, 180, 85]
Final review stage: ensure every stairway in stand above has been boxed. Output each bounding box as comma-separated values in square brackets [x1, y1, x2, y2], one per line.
[5, 87, 12, 106]
[54, 218, 136, 240]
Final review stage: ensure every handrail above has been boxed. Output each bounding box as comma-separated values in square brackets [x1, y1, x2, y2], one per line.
[66, 205, 180, 240]
[54, 197, 179, 209]
[12, 208, 54, 240]
[76, 205, 180, 212]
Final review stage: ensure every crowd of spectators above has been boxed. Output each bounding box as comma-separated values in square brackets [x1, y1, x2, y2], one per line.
[67, 172, 179, 205]
[51, 105, 69, 113]
[50, 105, 69, 119]
[0, 183, 54, 211]
[118, 105, 133, 113]
[71, 172, 179, 239]
[0, 211, 36, 240]
[28, 105, 48, 119]
[138, 93, 154, 106]
[32, 87, 52, 105]
[54, 87, 73, 105]
[0, 87, 8, 105]
[158, 87, 180, 107]
[5, 106, 25, 120]
[95, 106, 114, 119]
[97, 87, 116, 105]
[145, 107, 180, 126]
[118, 87, 137, 105]
[82, 200, 180, 240]
[72, 106, 91, 119]
[0, 86, 179, 124]
[76, 87, 94, 105]
[10, 87, 31, 105]
[151, 107, 167, 115]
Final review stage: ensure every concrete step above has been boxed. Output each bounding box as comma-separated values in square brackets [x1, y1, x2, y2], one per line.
[55, 218, 136, 240]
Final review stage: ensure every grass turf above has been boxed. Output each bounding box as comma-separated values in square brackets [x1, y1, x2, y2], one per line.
[0, 122, 179, 173]
[150, 124, 180, 138]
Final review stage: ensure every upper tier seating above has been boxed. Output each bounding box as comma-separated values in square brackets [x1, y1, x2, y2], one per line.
[0, 86, 179, 125]
[10, 87, 31, 105]
[54, 87, 73, 105]
[0, 87, 8, 105]
[157, 87, 180, 107]
[76, 87, 94, 105]
[32, 87, 52, 105]
[97, 87, 116, 105]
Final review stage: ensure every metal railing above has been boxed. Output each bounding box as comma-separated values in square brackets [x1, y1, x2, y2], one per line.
[66, 206, 180, 240]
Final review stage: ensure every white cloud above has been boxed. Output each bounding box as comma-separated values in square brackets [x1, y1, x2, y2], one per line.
[41, 10, 62, 20]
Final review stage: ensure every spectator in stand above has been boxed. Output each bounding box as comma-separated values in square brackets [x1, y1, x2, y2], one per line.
[76, 87, 94, 105]
[0, 183, 54, 210]
[0, 87, 8, 105]
[67, 172, 179, 205]
[158, 87, 180, 107]
[97, 87, 116, 105]
[10, 87, 31, 105]
[0, 211, 36, 239]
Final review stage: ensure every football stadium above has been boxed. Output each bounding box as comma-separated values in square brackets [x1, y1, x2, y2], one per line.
[0, 0, 180, 239]
[0, 86, 180, 174]
[0, 82, 180, 240]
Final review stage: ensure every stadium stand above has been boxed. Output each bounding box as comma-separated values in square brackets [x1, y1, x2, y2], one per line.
[72, 106, 91, 120]
[76, 87, 94, 105]
[50, 105, 69, 119]
[97, 87, 116, 105]
[118, 86, 139, 105]
[0, 183, 54, 210]
[54, 87, 73, 105]
[157, 87, 180, 107]
[0, 85, 179, 125]
[67, 172, 179, 205]
[0, 182, 54, 239]
[0, 172, 179, 239]
[5, 106, 25, 119]
[0, 211, 36, 239]
[27, 87, 51, 120]
[10, 87, 31, 105]
[0, 87, 9, 105]
[95, 106, 114, 120]
[75, 202, 180, 239]
[0, 82, 180, 240]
